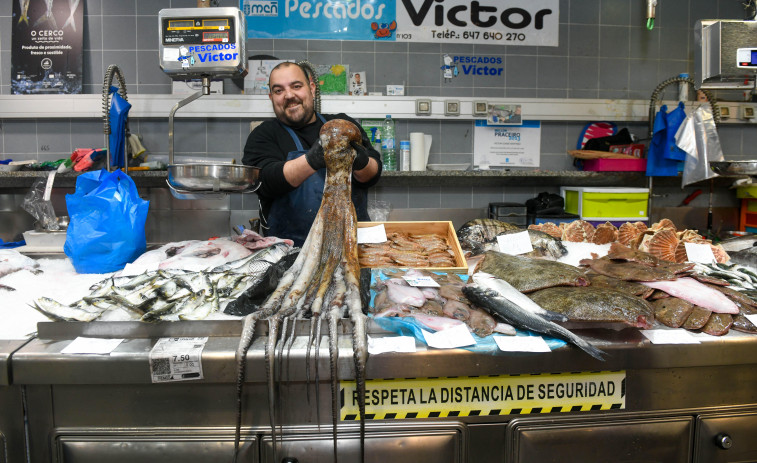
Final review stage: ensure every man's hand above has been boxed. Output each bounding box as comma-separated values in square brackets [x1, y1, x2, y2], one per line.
[304, 139, 326, 171]
[350, 134, 371, 171]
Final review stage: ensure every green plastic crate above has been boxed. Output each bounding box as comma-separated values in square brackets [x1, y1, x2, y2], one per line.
[560, 187, 649, 220]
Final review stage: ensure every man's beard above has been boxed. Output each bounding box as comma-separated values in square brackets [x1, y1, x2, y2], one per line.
[277, 98, 314, 128]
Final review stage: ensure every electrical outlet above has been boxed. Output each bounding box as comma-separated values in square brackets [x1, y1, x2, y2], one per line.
[415, 98, 432, 116]
[742, 105, 756, 120]
[445, 99, 460, 116]
[719, 106, 732, 119]
[473, 100, 488, 117]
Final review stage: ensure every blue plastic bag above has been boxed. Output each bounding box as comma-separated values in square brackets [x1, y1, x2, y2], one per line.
[646, 103, 685, 176]
[64, 169, 149, 273]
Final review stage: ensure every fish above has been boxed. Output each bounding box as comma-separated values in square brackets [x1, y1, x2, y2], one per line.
[732, 313, 757, 333]
[650, 297, 694, 328]
[31, 297, 104, 322]
[585, 273, 654, 298]
[33, 0, 58, 29]
[476, 229, 568, 259]
[701, 313, 733, 336]
[682, 306, 711, 330]
[62, 0, 80, 31]
[719, 233, 757, 253]
[641, 278, 740, 314]
[0, 249, 41, 279]
[726, 247, 757, 270]
[18, 0, 30, 26]
[462, 276, 605, 360]
[579, 256, 678, 281]
[457, 219, 520, 252]
[472, 273, 568, 322]
[529, 286, 654, 329]
[475, 251, 589, 293]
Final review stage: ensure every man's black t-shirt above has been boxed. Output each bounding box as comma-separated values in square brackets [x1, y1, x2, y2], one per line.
[242, 113, 382, 226]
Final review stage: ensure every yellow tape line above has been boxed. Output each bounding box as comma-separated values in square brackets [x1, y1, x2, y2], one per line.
[341, 370, 625, 420]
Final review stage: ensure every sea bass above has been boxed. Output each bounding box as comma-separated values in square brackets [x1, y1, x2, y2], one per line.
[463, 274, 605, 360]
[472, 273, 568, 322]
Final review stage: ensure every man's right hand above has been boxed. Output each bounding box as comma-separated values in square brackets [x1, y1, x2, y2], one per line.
[304, 139, 326, 171]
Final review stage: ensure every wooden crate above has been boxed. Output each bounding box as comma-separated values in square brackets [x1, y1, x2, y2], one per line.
[357, 221, 468, 273]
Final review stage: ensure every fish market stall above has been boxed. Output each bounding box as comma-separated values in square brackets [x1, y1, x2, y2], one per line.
[4, 236, 757, 462]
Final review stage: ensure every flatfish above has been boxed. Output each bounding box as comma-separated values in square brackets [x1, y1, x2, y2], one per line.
[529, 286, 654, 329]
[475, 251, 589, 293]
[585, 273, 654, 298]
[650, 298, 694, 328]
[580, 256, 678, 281]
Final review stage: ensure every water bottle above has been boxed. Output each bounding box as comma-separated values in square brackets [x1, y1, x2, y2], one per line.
[381, 115, 397, 171]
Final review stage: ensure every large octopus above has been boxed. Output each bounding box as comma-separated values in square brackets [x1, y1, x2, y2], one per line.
[233, 119, 368, 463]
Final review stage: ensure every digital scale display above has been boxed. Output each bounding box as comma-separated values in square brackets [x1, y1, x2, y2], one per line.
[162, 16, 235, 45]
[737, 48, 757, 68]
[203, 31, 229, 42]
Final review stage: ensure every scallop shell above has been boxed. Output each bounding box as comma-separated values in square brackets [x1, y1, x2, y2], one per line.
[711, 244, 730, 263]
[674, 241, 688, 263]
[592, 222, 618, 245]
[617, 222, 642, 246]
[633, 221, 648, 232]
[634, 230, 655, 251]
[646, 229, 680, 262]
[562, 220, 596, 242]
[678, 229, 703, 242]
[651, 218, 677, 232]
[540, 222, 564, 239]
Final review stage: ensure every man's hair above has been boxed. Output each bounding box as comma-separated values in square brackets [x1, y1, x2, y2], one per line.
[268, 62, 313, 92]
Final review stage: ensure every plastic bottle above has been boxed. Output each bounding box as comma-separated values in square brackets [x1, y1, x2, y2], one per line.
[400, 140, 410, 171]
[678, 73, 689, 102]
[381, 115, 397, 171]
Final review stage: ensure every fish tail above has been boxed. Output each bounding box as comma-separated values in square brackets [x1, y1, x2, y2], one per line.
[19, 14, 29, 26]
[572, 336, 606, 361]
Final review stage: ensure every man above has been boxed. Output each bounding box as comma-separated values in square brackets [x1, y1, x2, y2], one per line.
[243, 62, 382, 246]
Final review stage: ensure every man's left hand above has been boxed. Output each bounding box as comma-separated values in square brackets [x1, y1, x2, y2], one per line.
[350, 136, 371, 171]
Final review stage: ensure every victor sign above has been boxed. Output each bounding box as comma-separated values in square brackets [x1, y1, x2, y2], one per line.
[242, 0, 559, 45]
[396, 0, 558, 45]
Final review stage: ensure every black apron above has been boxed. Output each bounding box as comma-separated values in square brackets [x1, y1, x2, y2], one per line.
[264, 114, 369, 247]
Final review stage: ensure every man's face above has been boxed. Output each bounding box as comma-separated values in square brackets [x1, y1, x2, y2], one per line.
[269, 65, 316, 128]
[355, 73, 361, 84]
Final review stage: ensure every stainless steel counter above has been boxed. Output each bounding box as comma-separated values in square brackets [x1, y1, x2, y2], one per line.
[5, 321, 757, 462]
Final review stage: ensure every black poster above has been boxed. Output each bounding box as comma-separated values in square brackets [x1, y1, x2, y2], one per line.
[11, 0, 83, 94]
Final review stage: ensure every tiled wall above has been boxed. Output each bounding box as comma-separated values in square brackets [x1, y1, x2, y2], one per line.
[0, 0, 755, 238]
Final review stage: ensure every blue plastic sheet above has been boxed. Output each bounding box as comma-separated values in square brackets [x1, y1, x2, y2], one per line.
[369, 269, 566, 353]
[64, 169, 149, 273]
[0, 238, 25, 249]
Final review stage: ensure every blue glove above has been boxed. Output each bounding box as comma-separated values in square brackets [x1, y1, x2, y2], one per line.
[350, 134, 371, 171]
[304, 139, 325, 171]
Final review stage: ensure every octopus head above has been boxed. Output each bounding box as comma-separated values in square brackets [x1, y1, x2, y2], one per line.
[320, 119, 361, 168]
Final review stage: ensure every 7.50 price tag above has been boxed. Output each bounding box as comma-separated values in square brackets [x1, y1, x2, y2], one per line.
[149, 337, 208, 383]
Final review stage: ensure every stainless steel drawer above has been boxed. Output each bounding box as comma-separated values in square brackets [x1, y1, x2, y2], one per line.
[695, 412, 757, 462]
[507, 414, 693, 463]
[53, 428, 258, 463]
[261, 423, 464, 463]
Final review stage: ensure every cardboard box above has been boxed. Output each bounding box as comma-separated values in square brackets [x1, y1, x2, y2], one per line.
[358, 221, 467, 273]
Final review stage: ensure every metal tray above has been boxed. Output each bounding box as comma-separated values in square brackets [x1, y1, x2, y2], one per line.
[710, 161, 757, 175]
[167, 163, 261, 192]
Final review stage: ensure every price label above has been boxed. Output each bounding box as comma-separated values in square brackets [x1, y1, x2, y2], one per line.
[403, 275, 440, 287]
[149, 337, 208, 383]
[684, 242, 716, 264]
[357, 224, 387, 244]
[496, 230, 533, 255]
